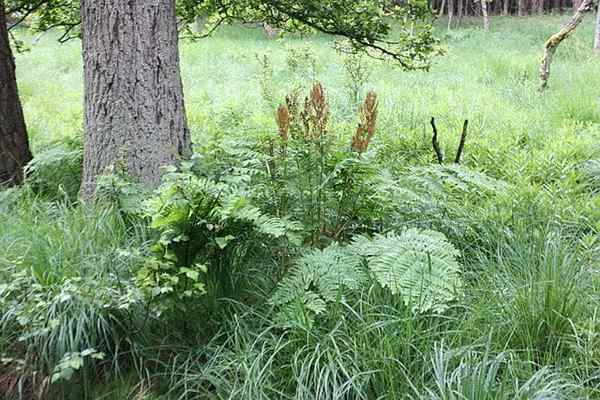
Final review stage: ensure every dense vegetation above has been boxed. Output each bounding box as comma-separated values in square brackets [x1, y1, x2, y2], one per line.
[1, 16, 600, 399]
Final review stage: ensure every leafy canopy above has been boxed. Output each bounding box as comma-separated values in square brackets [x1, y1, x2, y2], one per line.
[6, 0, 440, 69]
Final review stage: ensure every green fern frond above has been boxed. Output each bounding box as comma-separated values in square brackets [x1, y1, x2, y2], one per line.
[581, 159, 600, 192]
[350, 229, 462, 312]
[408, 164, 507, 195]
[270, 244, 365, 327]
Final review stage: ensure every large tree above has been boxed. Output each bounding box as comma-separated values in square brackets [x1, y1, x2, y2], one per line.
[0, 0, 32, 186]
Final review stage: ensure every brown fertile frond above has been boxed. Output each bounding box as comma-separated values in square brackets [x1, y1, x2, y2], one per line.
[301, 82, 330, 140]
[351, 91, 378, 154]
[276, 105, 290, 143]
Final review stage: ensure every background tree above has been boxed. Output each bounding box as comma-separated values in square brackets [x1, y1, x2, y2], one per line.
[538, 0, 595, 92]
[481, 0, 491, 31]
[0, 0, 31, 186]
[595, 1, 600, 53]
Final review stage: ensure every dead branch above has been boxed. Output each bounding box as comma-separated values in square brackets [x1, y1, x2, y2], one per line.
[430, 117, 444, 164]
[454, 120, 468, 164]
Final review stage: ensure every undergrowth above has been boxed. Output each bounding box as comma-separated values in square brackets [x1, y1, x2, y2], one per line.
[2, 16, 600, 400]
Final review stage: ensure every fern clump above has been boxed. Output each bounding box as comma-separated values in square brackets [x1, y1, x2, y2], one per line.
[271, 229, 463, 327]
[350, 229, 462, 312]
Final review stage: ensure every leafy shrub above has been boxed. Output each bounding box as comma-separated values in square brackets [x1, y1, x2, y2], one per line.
[0, 262, 145, 398]
[269, 244, 365, 328]
[137, 163, 301, 313]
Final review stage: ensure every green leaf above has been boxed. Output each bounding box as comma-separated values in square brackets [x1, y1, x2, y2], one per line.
[215, 235, 236, 249]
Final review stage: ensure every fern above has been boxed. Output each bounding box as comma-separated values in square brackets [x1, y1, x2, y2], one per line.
[407, 164, 507, 196]
[581, 159, 600, 193]
[350, 229, 462, 312]
[271, 229, 463, 327]
[270, 244, 365, 328]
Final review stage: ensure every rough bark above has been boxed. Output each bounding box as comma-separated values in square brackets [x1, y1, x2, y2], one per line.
[80, 0, 191, 199]
[481, 0, 491, 31]
[0, 1, 32, 186]
[595, 2, 600, 53]
[538, 0, 594, 92]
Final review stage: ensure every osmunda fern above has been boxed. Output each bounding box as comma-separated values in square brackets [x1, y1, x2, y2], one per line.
[271, 229, 463, 327]
[269, 244, 365, 328]
[350, 229, 462, 312]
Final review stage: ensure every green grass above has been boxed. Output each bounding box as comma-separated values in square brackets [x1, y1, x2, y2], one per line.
[3, 15, 600, 400]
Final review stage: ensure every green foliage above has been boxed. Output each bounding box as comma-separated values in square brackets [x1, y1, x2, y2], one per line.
[177, 0, 440, 69]
[24, 137, 82, 201]
[137, 163, 301, 311]
[271, 228, 462, 329]
[269, 244, 365, 328]
[422, 344, 575, 399]
[351, 229, 462, 312]
[6, 16, 600, 400]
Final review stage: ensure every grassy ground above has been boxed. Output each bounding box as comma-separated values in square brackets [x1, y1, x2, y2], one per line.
[2, 15, 600, 399]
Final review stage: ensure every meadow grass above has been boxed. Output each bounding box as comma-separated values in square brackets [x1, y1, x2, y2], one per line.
[2, 15, 600, 399]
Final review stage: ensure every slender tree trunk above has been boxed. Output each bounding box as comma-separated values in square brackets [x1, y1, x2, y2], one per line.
[538, 0, 595, 92]
[481, 0, 491, 30]
[193, 15, 207, 33]
[595, 2, 600, 53]
[79, 0, 191, 199]
[439, 0, 447, 17]
[503, 0, 510, 15]
[448, 0, 455, 29]
[518, 0, 528, 15]
[552, 0, 561, 13]
[0, 1, 32, 186]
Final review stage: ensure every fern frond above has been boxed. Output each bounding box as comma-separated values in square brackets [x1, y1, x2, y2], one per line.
[350, 229, 462, 312]
[270, 244, 365, 327]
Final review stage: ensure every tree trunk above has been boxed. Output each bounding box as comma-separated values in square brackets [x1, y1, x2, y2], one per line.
[538, 0, 594, 92]
[518, 0, 528, 15]
[194, 15, 207, 33]
[79, 0, 191, 199]
[439, 0, 447, 17]
[595, 2, 600, 53]
[0, 1, 32, 187]
[448, 0, 455, 29]
[481, 0, 491, 31]
[503, 0, 510, 15]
